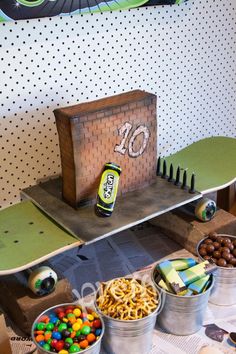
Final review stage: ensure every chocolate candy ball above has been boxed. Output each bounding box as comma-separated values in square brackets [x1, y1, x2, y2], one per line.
[229, 257, 236, 266]
[199, 247, 207, 257]
[220, 246, 230, 253]
[222, 237, 232, 246]
[217, 258, 227, 267]
[212, 241, 220, 250]
[228, 243, 234, 251]
[208, 232, 218, 241]
[232, 240, 236, 247]
[232, 249, 236, 257]
[216, 236, 224, 244]
[203, 255, 211, 261]
[206, 244, 215, 253]
[226, 264, 234, 268]
[213, 250, 221, 259]
[204, 238, 213, 245]
[200, 243, 208, 249]
[221, 251, 233, 262]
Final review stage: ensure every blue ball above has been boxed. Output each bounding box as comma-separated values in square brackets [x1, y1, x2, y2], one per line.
[38, 340, 46, 347]
[52, 331, 62, 340]
[95, 329, 102, 336]
[50, 316, 59, 324]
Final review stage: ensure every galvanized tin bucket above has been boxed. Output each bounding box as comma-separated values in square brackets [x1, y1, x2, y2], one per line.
[95, 279, 162, 354]
[197, 234, 236, 306]
[151, 259, 214, 336]
[31, 302, 104, 354]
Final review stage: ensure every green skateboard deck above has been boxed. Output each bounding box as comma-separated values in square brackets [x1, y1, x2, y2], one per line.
[0, 201, 82, 275]
[165, 137, 236, 194]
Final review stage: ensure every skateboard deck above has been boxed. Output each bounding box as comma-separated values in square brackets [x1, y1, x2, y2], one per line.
[165, 137, 236, 194]
[0, 201, 82, 275]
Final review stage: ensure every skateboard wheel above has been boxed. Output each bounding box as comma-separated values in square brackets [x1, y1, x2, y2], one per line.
[195, 198, 216, 222]
[28, 266, 57, 296]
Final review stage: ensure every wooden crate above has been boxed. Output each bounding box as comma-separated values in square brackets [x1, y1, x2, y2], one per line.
[54, 90, 157, 208]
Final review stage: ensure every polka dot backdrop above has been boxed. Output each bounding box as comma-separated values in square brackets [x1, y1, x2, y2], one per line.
[0, 0, 236, 209]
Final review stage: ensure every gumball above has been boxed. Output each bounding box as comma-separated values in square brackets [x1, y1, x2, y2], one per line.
[61, 329, 71, 338]
[95, 328, 102, 336]
[43, 343, 51, 351]
[65, 337, 73, 345]
[64, 342, 71, 350]
[51, 338, 58, 347]
[58, 323, 67, 332]
[87, 314, 94, 321]
[58, 312, 66, 320]
[46, 322, 54, 331]
[35, 334, 45, 343]
[50, 316, 59, 324]
[77, 335, 86, 342]
[81, 325, 91, 335]
[72, 322, 81, 332]
[54, 340, 65, 352]
[79, 339, 89, 349]
[58, 350, 69, 354]
[38, 340, 46, 347]
[69, 344, 81, 353]
[93, 319, 102, 329]
[52, 331, 62, 340]
[73, 308, 81, 317]
[87, 333, 96, 343]
[37, 322, 46, 331]
[44, 331, 52, 341]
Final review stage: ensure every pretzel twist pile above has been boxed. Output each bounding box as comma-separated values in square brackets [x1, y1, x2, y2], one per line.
[96, 278, 158, 320]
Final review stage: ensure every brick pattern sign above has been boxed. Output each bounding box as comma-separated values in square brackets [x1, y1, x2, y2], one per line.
[54, 90, 157, 208]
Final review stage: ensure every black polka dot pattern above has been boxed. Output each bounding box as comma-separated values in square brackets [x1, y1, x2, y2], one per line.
[0, 0, 235, 208]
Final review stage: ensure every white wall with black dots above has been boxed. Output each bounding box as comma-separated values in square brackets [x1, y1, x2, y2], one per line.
[0, 0, 236, 209]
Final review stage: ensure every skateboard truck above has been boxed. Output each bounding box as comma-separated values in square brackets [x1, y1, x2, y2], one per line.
[27, 266, 58, 296]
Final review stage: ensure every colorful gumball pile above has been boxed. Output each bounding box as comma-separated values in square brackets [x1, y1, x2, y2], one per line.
[32, 304, 103, 353]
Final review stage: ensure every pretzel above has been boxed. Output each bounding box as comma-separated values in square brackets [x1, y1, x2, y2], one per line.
[96, 278, 158, 320]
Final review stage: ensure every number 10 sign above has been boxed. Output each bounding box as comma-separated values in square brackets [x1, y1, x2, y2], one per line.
[54, 90, 157, 208]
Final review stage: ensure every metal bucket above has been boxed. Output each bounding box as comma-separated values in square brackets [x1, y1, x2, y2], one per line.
[95, 279, 162, 354]
[31, 302, 104, 354]
[151, 259, 214, 336]
[197, 234, 236, 306]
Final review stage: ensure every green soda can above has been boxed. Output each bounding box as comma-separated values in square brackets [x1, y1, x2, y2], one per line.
[96, 162, 121, 217]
